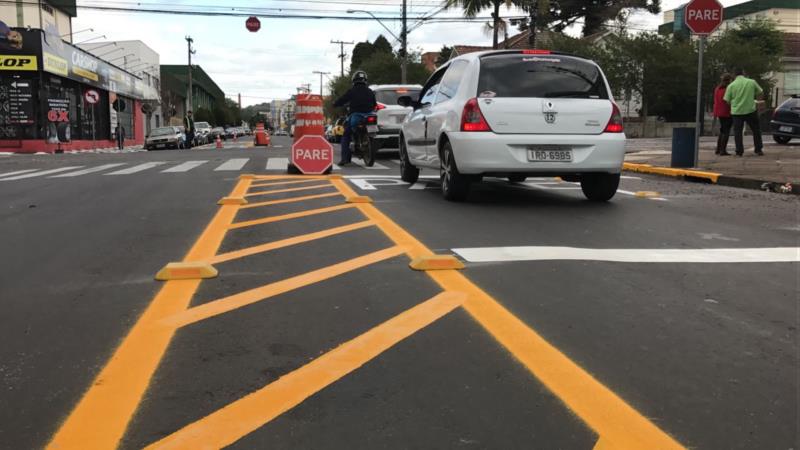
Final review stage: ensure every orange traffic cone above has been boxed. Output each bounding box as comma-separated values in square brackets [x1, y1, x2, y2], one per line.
[215, 136, 223, 149]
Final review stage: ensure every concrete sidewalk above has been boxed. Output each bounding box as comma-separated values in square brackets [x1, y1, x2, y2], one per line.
[624, 136, 799, 190]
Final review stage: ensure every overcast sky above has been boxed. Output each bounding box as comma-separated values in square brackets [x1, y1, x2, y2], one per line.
[73, 0, 751, 106]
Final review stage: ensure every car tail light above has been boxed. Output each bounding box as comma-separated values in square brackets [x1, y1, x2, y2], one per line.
[604, 102, 624, 133]
[461, 98, 492, 132]
[522, 49, 551, 54]
[366, 115, 377, 125]
[375, 103, 386, 111]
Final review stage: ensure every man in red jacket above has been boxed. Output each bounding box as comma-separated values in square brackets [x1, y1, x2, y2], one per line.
[713, 73, 733, 156]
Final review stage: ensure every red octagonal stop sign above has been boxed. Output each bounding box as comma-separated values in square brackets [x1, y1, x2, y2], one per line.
[685, 0, 724, 35]
[291, 135, 333, 174]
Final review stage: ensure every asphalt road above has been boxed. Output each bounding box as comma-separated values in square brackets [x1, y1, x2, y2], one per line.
[0, 135, 797, 449]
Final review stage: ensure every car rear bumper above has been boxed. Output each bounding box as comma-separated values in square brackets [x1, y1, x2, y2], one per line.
[447, 132, 626, 175]
[770, 120, 800, 138]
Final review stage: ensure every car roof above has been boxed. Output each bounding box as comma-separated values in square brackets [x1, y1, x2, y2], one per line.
[370, 84, 423, 90]
[450, 49, 590, 64]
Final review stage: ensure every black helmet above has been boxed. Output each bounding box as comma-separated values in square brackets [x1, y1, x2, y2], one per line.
[352, 70, 368, 85]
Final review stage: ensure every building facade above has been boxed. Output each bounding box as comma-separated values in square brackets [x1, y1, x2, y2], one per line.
[160, 65, 224, 126]
[0, 0, 75, 42]
[0, 28, 147, 153]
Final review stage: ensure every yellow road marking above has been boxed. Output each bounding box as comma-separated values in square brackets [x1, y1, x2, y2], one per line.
[205, 221, 374, 265]
[245, 183, 334, 198]
[328, 178, 684, 449]
[241, 192, 340, 210]
[229, 204, 356, 230]
[250, 178, 329, 189]
[47, 178, 253, 450]
[145, 292, 465, 450]
[161, 246, 405, 329]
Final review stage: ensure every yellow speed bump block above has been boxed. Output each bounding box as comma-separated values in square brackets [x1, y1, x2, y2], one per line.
[635, 191, 661, 198]
[409, 255, 465, 271]
[346, 195, 372, 204]
[218, 196, 248, 205]
[155, 262, 218, 281]
[239, 174, 256, 180]
[328, 174, 343, 180]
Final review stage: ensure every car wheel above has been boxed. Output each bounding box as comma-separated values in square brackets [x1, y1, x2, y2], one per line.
[440, 141, 470, 201]
[773, 135, 791, 144]
[398, 136, 419, 183]
[580, 173, 620, 202]
[508, 174, 527, 183]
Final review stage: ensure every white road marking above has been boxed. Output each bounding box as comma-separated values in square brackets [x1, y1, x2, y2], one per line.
[349, 179, 377, 190]
[266, 158, 289, 170]
[409, 182, 431, 190]
[352, 159, 389, 170]
[50, 163, 126, 178]
[452, 246, 800, 264]
[162, 161, 208, 173]
[214, 158, 249, 171]
[106, 162, 166, 175]
[0, 169, 38, 178]
[0, 166, 84, 180]
[620, 175, 642, 180]
[391, 159, 402, 165]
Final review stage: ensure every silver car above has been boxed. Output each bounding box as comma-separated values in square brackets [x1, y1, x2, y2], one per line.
[398, 50, 625, 202]
[145, 126, 185, 150]
[371, 84, 422, 151]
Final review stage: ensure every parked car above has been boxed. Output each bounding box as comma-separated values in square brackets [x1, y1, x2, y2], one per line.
[771, 95, 800, 144]
[397, 49, 625, 202]
[371, 84, 422, 150]
[194, 121, 212, 145]
[145, 126, 185, 150]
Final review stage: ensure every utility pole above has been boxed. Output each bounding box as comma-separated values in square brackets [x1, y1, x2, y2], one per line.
[330, 40, 354, 78]
[185, 36, 196, 112]
[400, 0, 408, 84]
[312, 71, 330, 96]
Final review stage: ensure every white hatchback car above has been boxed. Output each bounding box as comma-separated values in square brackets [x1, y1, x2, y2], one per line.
[371, 84, 422, 151]
[397, 50, 626, 201]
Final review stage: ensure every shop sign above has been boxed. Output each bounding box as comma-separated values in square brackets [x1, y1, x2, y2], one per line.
[0, 79, 35, 124]
[0, 55, 37, 70]
[43, 52, 68, 76]
[46, 97, 71, 143]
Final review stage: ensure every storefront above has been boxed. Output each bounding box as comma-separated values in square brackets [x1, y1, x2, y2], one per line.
[0, 27, 145, 153]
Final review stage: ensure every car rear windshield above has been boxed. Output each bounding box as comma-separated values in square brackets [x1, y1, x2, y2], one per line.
[150, 127, 174, 136]
[478, 53, 609, 99]
[779, 98, 799, 110]
[376, 89, 421, 105]
[195, 122, 210, 128]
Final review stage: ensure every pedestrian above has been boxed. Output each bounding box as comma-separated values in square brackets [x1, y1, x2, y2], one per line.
[116, 123, 125, 150]
[713, 73, 733, 156]
[184, 110, 195, 149]
[723, 68, 764, 156]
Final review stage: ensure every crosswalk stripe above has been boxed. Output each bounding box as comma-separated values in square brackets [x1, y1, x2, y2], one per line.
[162, 161, 208, 173]
[50, 163, 127, 178]
[214, 158, 249, 171]
[352, 159, 389, 170]
[0, 169, 38, 178]
[0, 166, 84, 180]
[106, 162, 166, 175]
[266, 158, 288, 170]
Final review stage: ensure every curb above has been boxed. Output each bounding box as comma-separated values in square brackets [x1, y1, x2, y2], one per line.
[622, 162, 797, 195]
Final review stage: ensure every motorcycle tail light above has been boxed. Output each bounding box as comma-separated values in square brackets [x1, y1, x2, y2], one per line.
[366, 115, 377, 124]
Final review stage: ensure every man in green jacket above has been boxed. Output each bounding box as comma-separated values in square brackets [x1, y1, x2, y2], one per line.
[183, 110, 195, 149]
[723, 68, 764, 156]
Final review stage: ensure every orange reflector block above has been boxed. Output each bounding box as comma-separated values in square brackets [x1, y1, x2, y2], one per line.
[155, 262, 218, 281]
[409, 255, 465, 271]
[328, 174, 343, 180]
[635, 191, 660, 198]
[239, 174, 256, 180]
[218, 196, 248, 205]
[346, 196, 372, 204]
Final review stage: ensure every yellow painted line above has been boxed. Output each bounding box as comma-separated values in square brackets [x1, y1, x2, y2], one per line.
[47, 178, 253, 450]
[250, 178, 330, 189]
[240, 192, 340, 210]
[229, 204, 356, 230]
[145, 292, 465, 450]
[623, 162, 720, 183]
[161, 246, 405, 329]
[593, 437, 613, 450]
[205, 220, 374, 265]
[244, 183, 334, 198]
[328, 178, 684, 449]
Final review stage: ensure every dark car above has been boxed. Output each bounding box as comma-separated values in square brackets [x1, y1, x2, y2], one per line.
[771, 95, 800, 144]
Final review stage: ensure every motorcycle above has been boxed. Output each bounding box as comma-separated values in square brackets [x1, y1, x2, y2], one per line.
[351, 113, 379, 167]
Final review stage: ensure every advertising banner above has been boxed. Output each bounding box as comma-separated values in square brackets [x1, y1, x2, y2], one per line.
[46, 97, 71, 143]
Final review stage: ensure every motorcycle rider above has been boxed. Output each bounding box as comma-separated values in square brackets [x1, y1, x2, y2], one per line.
[333, 70, 376, 166]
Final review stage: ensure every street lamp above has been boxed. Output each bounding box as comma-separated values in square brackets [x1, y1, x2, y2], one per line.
[348, 8, 407, 83]
[346, 10, 399, 41]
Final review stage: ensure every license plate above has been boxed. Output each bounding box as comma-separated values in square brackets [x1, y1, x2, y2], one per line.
[156, 144, 166, 149]
[367, 125, 379, 133]
[527, 147, 573, 162]
[779, 126, 793, 133]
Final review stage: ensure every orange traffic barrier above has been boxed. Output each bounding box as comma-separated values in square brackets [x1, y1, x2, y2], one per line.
[216, 136, 223, 149]
[254, 122, 270, 146]
[293, 94, 325, 144]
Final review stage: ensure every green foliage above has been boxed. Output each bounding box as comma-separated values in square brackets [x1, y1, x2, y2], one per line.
[372, 35, 393, 54]
[436, 45, 454, 66]
[350, 41, 375, 72]
[193, 107, 214, 123]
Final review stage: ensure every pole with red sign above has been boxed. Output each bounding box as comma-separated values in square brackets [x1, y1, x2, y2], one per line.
[685, 0, 724, 165]
[291, 135, 333, 175]
[246, 16, 261, 32]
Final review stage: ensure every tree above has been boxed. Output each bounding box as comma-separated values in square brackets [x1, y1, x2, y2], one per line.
[446, 0, 513, 49]
[372, 35, 393, 55]
[193, 107, 213, 124]
[350, 41, 375, 72]
[436, 45, 454, 66]
[532, 0, 661, 37]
